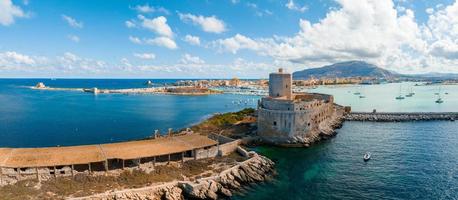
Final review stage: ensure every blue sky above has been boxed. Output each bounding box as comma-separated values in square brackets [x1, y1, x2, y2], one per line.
[0, 0, 458, 78]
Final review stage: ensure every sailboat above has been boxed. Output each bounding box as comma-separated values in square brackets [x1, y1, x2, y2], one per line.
[395, 84, 405, 100]
[435, 86, 444, 103]
[406, 86, 415, 97]
[435, 97, 444, 104]
[354, 85, 361, 95]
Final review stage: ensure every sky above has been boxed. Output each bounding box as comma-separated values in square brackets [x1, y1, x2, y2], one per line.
[0, 0, 458, 78]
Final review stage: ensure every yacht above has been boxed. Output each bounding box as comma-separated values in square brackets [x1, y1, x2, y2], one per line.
[396, 84, 404, 100]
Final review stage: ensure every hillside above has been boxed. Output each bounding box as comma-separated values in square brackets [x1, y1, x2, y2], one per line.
[292, 61, 397, 80]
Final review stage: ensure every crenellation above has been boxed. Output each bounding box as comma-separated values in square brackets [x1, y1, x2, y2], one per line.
[257, 68, 345, 145]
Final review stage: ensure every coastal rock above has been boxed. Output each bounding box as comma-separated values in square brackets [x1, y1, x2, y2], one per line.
[73, 153, 275, 200]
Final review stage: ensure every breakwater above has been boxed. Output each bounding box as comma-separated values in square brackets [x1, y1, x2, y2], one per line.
[345, 112, 458, 122]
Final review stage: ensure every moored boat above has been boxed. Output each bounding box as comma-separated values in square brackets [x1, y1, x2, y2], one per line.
[363, 152, 371, 162]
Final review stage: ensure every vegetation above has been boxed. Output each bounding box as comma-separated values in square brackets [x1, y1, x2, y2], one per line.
[0, 154, 246, 200]
[191, 108, 256, 136]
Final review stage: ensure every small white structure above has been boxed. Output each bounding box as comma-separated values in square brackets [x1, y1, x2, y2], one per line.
[35, 82, 46, 89]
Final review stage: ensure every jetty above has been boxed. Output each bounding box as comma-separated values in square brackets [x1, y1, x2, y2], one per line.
[345, 112, 458, 122]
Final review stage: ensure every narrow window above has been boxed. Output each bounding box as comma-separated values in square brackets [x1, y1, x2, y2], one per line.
[273, 121, 277, 126]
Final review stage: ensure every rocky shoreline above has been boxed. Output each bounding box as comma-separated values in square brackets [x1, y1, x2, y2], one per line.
[71, 151, 275, 200]
[345, 112, 458, 122]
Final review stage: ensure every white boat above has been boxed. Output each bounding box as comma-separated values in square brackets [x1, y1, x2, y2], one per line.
[359, 95, 365, 98]
[396, 84, 404, 100]
[363, 152, 371, 162]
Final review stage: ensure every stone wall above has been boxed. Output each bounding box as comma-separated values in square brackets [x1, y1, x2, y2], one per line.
[70, 152, 275, 200]
[257, 95, 336, 144]
[195, 146, 218, 160]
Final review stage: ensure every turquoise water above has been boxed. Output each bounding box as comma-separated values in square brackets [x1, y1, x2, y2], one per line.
[311, 82, 458, 112]
[1, 79, 458, 199]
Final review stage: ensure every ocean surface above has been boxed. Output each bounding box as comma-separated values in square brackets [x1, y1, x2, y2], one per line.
[0, 79, 259, 147]
[309, 82, 458, 112]
[1, 79, 457, 199]
[236, 121, 458, 200]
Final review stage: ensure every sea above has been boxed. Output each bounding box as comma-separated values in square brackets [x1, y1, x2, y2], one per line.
[1, 79, 457, 199]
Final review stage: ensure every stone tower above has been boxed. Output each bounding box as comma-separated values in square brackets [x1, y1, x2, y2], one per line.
[268, 68, 292, 100]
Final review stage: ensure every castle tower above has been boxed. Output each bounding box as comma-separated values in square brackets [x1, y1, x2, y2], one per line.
[269, 68, 292, 99]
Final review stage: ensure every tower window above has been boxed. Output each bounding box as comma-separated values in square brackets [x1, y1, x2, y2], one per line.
[273, 121, 277, 126]
[286, 84, 288, 88]
[277, 93, 280, 97]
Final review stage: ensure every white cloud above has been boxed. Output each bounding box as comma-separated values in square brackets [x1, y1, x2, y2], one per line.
[426, 8, 434, 14]
[210, 0, 458, 74]
[184, 35, 201, 45]
[285, 0, 308, 13]
[133, 4, 170, 15]
[145, 37, 178, 49]
[180, 54, 205, 64]
[62, 15, 83, 28]
[214, 34, 262, 54]
[0, 0, 26, 26]
[179, 13, 226, 33]
[67, 35, 80, 42]
[139, 15, 173, 37]
[58, 52, 106, 72]
[133, 53, 156, 60]
[0, 51, 35, 66]
[125, 20, 136, 28]
[129, 36, 142, 44]
[230, 0, 240, 4]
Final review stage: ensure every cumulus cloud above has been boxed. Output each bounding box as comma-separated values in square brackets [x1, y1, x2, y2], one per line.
[0, 0, 26, 26]
[133, 53, 156, 60]
[125, 20, 136, 28]
[129, 36, 142, 44]
[58, 52, 106, 72]
[0, 51, 109, 75]
[180, 54, 205, 64]
[213, 0, 458, 74]
[179, 13, 226, 33]
[133, 4, 170, 15]
[184, 35, 201, 45]
[0, 51, 35, 66]
[138, 15, 173, 38]
[62, 15, 83, 28]
[214, 34, 262, 54]
[145, 37, 178, 49]
[285, 0, 308, 13]
[67, 35, 80, 42]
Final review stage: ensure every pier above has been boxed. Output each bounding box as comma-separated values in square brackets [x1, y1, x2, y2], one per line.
[345, 112, 458, 122]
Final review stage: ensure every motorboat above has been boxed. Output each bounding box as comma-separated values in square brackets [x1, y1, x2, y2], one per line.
[359, 95, 366, 98]
[363, 152, 371, 162]
[395, 96, 405, 100]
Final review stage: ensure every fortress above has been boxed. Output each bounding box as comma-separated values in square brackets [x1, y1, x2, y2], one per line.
[257, 68, 344, 145]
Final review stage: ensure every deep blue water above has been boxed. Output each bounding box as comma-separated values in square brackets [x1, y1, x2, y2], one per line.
[0, 79, 258, 147]
[236, 121, 458, 200]
[1, 79, 458, 199]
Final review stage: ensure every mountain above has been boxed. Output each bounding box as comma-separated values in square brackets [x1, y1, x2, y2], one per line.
[292, 61, 397, 80]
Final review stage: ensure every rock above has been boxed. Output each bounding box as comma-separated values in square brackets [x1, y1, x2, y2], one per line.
[164, 186, 183, 200]
[220, 187, 232, 197]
